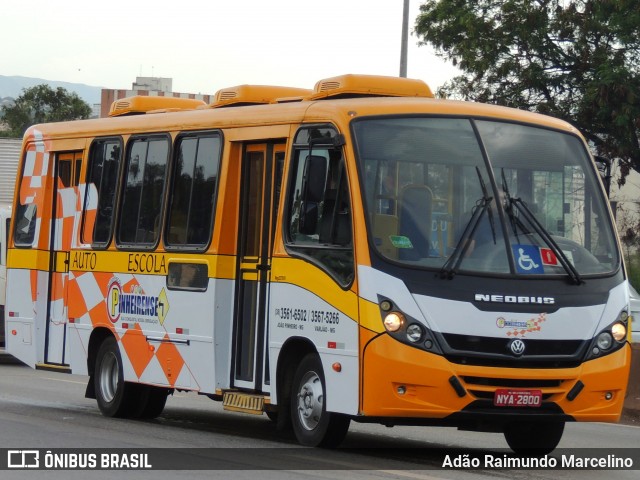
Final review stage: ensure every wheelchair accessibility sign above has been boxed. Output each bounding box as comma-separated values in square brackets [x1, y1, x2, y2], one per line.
[512, 244, 545, 274]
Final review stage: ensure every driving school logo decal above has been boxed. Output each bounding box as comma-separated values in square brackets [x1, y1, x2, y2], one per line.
[496, 313, 546, 338]
[106, 278, 170, 326]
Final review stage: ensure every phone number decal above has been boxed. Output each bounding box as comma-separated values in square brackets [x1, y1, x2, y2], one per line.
[274, 307, 341, 331]
[275, 307, 340, 324]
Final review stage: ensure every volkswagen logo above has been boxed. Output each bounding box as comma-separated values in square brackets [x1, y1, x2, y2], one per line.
[509, 339, 526, 356]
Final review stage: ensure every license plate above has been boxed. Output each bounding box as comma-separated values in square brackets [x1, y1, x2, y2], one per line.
[493, 389, 542, 407]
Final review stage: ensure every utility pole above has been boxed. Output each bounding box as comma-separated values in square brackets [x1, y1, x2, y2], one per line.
[400, 0, 409, 77]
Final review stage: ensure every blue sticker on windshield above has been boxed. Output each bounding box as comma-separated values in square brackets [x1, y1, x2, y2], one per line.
[512, 245, 544, 274]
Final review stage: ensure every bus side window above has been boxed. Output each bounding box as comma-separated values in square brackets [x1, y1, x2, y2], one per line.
[13, 146, 41, 248]
[117, 135, 170, 247]
[82, 138, 122, 246]
[165, 132, 221, 249]
[14, 204, 37, 246]
[286, 145, 354, 285]
[167, 262, 208, 291]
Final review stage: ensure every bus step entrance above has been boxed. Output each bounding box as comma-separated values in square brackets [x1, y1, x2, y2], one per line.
[35, 363, 71, 374]
[222, 391, 265, 415]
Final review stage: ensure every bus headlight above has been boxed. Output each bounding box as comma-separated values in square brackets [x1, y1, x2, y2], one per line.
[383, 312, 405, 333]
[596, 332, 613, 350]
[406, 324, 424, 343]
[586, 309, 630, 360]
[377, 297, 442, 355]
[611, 322, 627, 342]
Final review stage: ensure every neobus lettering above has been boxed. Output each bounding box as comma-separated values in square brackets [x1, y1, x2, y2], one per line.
[71, 251, 97, 270]
[127, 253, 167, 274]
[475, 294, 555, 305]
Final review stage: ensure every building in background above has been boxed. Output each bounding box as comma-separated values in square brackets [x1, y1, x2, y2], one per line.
[100, 76, 214, 117]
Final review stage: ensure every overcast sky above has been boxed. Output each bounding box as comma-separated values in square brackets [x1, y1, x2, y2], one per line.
[2, 0, 459, 94]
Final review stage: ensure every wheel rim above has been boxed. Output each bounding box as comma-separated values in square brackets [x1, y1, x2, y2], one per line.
[296, 370, 324, 431]
[98, 351, 119, 403]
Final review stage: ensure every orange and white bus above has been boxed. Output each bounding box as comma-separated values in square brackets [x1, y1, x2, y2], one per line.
[5, 74, 632, 453]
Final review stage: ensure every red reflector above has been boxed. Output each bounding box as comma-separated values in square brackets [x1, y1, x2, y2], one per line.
[69, 318, 75, 324]
[9, 311, 16, 317]
[122, 323, 129, 329]
[328, 341, 337, 349]
[11, 330, 17, 336]
[176, 328, 183, 334]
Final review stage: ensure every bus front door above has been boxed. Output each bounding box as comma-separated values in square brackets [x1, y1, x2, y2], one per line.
[233, 142, 284, 392]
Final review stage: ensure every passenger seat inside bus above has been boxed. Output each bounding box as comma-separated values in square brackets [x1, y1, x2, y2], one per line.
[319, 189, 351, 246]
[398, 185, 432, 261]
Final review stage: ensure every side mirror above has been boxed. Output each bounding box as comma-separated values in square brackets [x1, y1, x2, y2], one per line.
[299, 155, 327, 234]
[594, 156, 611, 197]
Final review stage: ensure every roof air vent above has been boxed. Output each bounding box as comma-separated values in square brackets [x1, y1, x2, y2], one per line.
[108, 96, 206, 116]
[310, 74, 433, 100]
[210, 85, 312, 108]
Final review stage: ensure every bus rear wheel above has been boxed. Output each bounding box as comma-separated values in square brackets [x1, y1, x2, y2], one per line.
[94, 336, 138, 418]
[136, 385, 170, 419]
[290, 353, 350, 447]
[503, 420, 565, 455]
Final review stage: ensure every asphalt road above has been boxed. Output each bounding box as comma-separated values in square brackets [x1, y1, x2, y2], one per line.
[0, 361, 639, 480]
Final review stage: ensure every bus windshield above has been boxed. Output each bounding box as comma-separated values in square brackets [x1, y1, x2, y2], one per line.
[353, 117, 619, 277]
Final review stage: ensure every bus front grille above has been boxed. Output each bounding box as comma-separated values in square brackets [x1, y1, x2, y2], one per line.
[438, 333, 587, 368]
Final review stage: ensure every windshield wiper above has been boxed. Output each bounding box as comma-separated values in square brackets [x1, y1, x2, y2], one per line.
[501, 171, 529, 241]
[439, 167, 495, 279]
[478, 166, 497, 245]
[501, 170, 583, 285]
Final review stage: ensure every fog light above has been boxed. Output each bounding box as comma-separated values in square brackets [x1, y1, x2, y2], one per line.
[406, 324, 423, 343]
[596, 332, 613, 350]
[605, 392, 613, 400]
[425, 339, 433, 350]
[380, 300, 393, 312]
[397, 385, 406, 395]
[611, 322, 627, 342]
[384, 312, 405, 332]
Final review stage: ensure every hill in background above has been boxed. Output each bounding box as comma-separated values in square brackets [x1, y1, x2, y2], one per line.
[0, 75, 102, 105]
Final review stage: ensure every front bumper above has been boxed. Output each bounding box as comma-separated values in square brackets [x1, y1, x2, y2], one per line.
[361, 332, 631, 425]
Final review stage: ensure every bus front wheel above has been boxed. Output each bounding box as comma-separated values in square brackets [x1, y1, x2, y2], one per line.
[290, 353, 350, 447]
[503, 420, 565, 454]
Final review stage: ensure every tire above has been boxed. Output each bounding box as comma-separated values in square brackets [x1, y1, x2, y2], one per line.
[94, 336, 138, 418]
[504, 421, 565, 455]
[290, 353, 350, 447]
[137, 385, 169, 419]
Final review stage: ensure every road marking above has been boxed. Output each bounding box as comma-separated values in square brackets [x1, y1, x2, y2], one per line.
[283, 452, 448, 477]
[378, 471, 446, 480]
[42, 376, 86, 385]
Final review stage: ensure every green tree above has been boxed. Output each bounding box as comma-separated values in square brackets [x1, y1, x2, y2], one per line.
[1, 84, 92, 137]
[415, 0, 640, 184]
